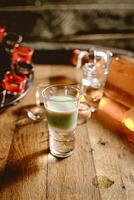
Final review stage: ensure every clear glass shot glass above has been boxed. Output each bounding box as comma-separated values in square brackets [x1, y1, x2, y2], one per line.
[82, 50, 112, 111]
[69, 83, 92, 125]
[26, 83, 48, 122]
[42, 84, 80, 158]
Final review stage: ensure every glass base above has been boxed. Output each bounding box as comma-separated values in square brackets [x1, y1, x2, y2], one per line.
[77, 102, 92, 125]
[50, 149, 74, 158]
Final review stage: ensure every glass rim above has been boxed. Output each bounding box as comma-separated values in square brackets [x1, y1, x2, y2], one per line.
[42, 84, 80, 102]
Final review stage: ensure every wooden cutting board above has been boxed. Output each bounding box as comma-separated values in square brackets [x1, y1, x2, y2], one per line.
[105, 55, 134, 108]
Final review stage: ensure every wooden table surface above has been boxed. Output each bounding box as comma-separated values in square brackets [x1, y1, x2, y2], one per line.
[0, 65, 134, 200]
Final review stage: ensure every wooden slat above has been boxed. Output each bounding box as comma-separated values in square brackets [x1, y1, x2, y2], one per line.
[0, 4, 134, 12]
[0, 65, 52, 199]
[47, 124, 101, 200]
[0, 120, 48, 200]
[0, 108, 16, 180]
[105, 56, 134, 108]
[61, 33, 134, 41]
[87, 118, 134, 200]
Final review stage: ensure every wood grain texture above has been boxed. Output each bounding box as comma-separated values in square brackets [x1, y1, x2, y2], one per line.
[0, 108, 16, 180]
[0, 65, 51, 200]
[47, 124, 101, 200]
[87, 118, 134, 200]
[105, 56, 134, 108]
[0, 64, 134, 200]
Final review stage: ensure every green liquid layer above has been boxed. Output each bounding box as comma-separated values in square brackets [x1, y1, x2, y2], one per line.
[46, 95, 78, 130]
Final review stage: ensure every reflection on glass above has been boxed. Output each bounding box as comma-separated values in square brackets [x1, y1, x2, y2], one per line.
[122, 108, 134, 132]
[27, 83, 48, 122]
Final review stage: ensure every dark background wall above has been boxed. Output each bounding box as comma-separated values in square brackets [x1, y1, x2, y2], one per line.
[0, 1, 134, 51]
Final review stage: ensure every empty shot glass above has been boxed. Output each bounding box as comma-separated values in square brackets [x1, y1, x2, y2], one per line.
[82, 49, 112, 111]
[42, 84, 80, 158]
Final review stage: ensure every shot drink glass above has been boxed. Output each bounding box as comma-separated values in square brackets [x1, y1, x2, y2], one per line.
[82, 49, 112, 111]
[42, 84, 80, 158]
